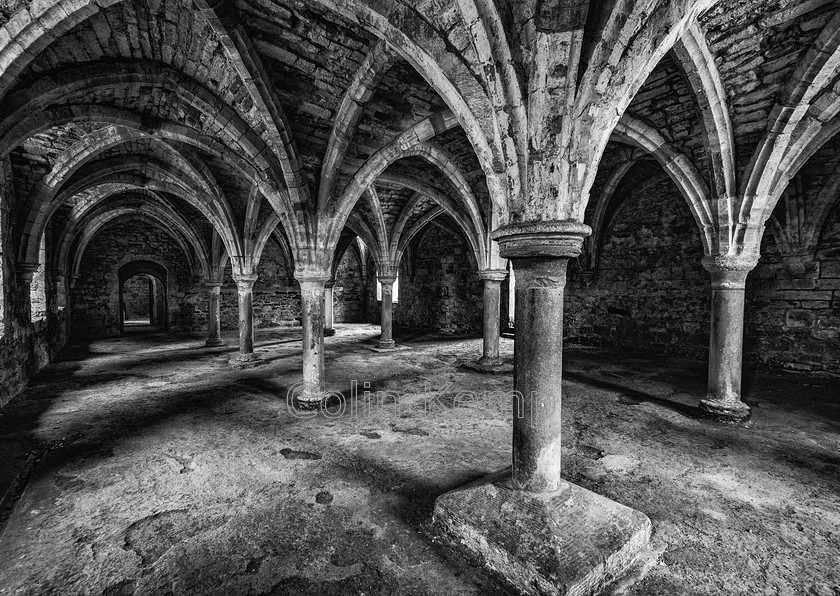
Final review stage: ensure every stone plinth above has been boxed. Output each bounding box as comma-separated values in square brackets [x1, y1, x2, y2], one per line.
[227, 354, 266, 368]
[433, 472, 650, 596]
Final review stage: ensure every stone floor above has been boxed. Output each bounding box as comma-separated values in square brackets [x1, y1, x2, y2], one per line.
[0, 324, 838, 595]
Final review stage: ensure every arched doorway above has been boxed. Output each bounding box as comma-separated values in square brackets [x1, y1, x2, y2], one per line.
[118, 261, 168, 334]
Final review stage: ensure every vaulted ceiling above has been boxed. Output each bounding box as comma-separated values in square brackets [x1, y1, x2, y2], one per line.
[0, 0, 837, 279]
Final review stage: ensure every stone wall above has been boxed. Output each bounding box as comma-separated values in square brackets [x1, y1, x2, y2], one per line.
[334, 244, 370, 323]
[566, 174, 840, 375]
[123, 275, 150, 321]
[29, 238, 47, 322]
[220, 240, 301, 329]
[70, 217, 205, 337]
[395, 223, 482, 335]
[746, 203, 840, 375]
[0, 214, 67, 407]
[565, 177, 710, 357]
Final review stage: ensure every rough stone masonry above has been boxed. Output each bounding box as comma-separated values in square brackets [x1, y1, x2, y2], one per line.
[0, 1, 838, 595]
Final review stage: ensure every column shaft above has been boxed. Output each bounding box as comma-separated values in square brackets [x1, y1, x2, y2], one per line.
[510, 257, 568, 491]
[234, 275, 258, 361]
[324, 282, 335, 336]
[205, 283, 224, 347]
[493, 221, 590, 494]
[298, 278, 328, 405]
[701, 258, 754, 422]
[478, 271, 506, 365]
[377, 277, 396, 349]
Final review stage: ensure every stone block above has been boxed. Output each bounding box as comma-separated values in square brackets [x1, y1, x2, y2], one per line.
[433, 471, 651, 596]
[775, 290, 833, 302]
[785, 309, 815, 329]
[820, 261, 840, 278]
[816, 278, 840, 290]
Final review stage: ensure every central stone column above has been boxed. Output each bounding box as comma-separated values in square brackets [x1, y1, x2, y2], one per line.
[699, 255, 757, 423]
[324, 280, 335, 337]
[377, 275, 396, 349]
[205, 281, 224, 347]
[500, 223, 589, 491]
[297, 273, 329, 407]
[433, 221, 650, 596]
[233, 273, 258, 362]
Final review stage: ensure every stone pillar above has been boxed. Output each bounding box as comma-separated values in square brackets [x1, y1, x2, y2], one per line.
[324, 280, 335, 337]
[377, 275, 396, 349]
[233, 273, 258, 362]
[495, 222, 590, 492]
[297, 273, 329, 407]
[478, 270, 507, 366]
[433, 222, 651, 596]
[205, 281, 224, 347]
[700, 256, 757, 423]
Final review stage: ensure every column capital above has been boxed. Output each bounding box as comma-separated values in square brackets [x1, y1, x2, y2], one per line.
[294, 267, 331, 285]
[702, 254, 759, 289]
[16, 263, 40, 284]
[377, 275, 397, 286]
[232, 273, 258, 291]
[203, 279, 224, 290]
[478, 269, 507, 282]
[492, 220, 591, 260]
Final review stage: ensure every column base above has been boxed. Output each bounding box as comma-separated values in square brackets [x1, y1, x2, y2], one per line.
[295, 391, 329, 410]
[228, 353, 265, 368]
[205, 337, 225, 347]
[376, 339, 395, 349]
[433, 471, 651, 596]
[699, 398, 751, 424]
[462, 358, 514, 374]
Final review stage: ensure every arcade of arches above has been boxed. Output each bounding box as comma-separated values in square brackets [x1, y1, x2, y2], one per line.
[0, 1, 838, 595]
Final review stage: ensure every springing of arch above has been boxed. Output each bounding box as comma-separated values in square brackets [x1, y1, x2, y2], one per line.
[194, 1, 310, 210]
[19, 126, 233, 262]
[60, 194, 211, 280]
[378, 173, 485, 269]
[611, 114, 714, 252]
[306, 0, 507, 213]
[331, 230, 369, 282]
[570, 0, 721, 218]
[318, 39, 400, 210]
[671, 22, 737, 204]
[0, 65, 303, 255]
[585, 157, 643, 269]
[325, 116, 489, 272]
[768, 156, 840, 257]
[741, 11, 840, 226]
[20, 156, 242, 266]
[70, 210, 199, 280]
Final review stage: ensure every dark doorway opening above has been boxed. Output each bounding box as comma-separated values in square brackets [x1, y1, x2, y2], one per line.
[118, 261, 168, 334]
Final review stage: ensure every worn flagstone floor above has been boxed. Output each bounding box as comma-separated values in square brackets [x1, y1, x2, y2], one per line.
[0, 324, 838, 595]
